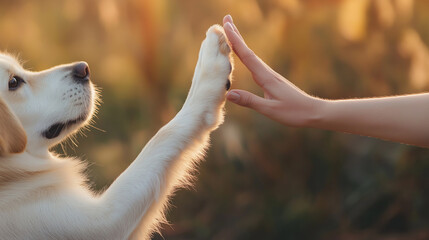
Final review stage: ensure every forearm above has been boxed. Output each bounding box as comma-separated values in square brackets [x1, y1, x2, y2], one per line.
[310, 93, 429, 147]
[99, 107, 212, 238]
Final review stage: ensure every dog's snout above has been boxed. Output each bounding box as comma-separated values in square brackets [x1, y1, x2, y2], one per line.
[72, 62, 90, 82]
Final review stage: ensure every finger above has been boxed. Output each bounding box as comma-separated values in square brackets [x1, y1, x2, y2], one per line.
[226, 89, 271, 113]
[223, 22, 267, 81]
[223, 14, 232, 26]
[223, 15, 243, 40]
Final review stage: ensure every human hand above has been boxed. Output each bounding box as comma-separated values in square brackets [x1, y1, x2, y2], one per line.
[223, 15, 429, 147]
[223, 15, 323, 127]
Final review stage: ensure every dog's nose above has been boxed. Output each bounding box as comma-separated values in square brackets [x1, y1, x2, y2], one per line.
[72, 62, 90, 82]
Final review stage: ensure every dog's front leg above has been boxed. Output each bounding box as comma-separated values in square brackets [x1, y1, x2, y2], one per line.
[96, 25, 232, 240]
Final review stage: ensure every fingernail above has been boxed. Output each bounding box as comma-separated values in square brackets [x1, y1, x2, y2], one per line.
[227, 92, 240, 102]
[224, 22, 233, 31]
[227, 14, 233, 22]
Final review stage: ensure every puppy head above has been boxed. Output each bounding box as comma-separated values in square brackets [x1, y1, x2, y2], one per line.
[0, 98, 26, 156]
[0, 53, 97, 154]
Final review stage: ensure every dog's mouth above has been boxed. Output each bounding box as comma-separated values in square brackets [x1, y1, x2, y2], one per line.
[42, 114, 87, 139]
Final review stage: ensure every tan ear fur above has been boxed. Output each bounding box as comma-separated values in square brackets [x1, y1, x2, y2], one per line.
[0, 98, 27, 156]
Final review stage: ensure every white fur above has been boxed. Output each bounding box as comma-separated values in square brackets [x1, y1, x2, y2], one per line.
[0, 25, 232, 239]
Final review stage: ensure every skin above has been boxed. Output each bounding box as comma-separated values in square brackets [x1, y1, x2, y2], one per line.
[223, 15, 429, 148]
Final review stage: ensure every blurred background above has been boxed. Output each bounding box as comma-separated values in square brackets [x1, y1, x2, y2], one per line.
[1, 0, 429, 239]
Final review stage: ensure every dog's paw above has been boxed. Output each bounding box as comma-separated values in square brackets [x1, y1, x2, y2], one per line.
[201, 25, 233, 91]
[186, 25, 233, 128]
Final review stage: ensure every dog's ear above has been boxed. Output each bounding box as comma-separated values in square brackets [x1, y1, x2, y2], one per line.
[0, 98, 27, 156]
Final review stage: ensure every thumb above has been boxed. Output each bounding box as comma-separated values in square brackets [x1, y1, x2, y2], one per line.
[226, 90, 269, 112]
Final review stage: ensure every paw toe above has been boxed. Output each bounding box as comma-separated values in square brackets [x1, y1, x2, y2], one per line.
[207, 25, 231, 56]
[218, 33, 231, 56]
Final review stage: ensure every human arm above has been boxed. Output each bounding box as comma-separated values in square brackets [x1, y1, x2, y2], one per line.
[316, 95, 429, 147]
[223, 15, 429, 148]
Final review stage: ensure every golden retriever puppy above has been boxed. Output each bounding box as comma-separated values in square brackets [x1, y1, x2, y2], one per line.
[0, 25, 232, 239]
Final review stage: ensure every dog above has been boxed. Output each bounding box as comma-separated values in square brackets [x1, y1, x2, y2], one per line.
[0, 25, 233, 239]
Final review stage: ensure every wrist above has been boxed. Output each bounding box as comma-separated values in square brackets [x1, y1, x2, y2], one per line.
[304, 97, 329, 129]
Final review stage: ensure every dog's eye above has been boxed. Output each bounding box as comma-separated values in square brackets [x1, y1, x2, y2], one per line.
[8, 76, 25, 91]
